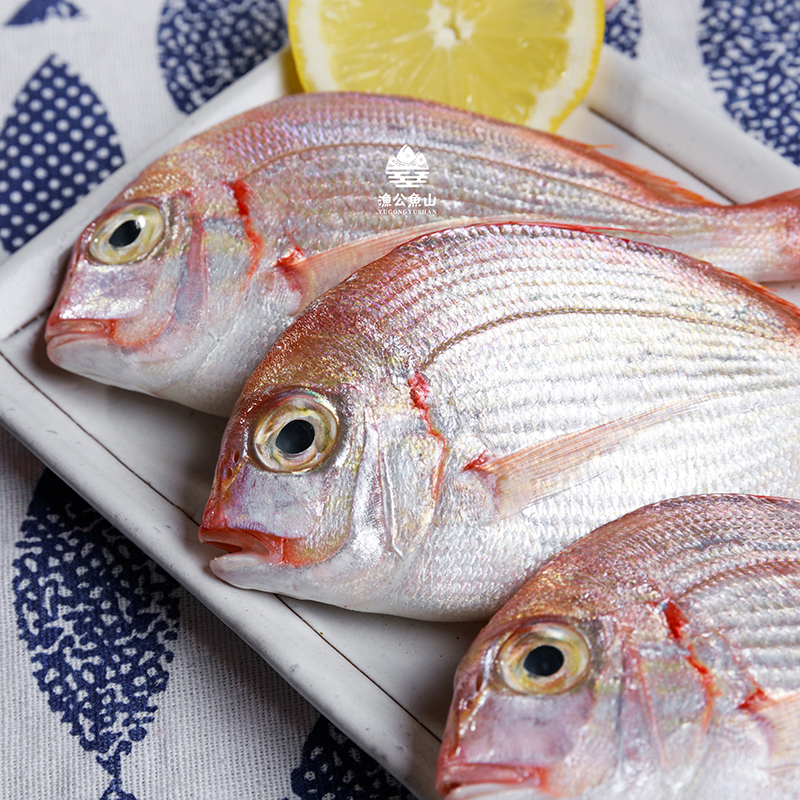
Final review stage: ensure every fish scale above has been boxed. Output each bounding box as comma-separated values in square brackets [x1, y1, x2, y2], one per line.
[199, 223, 800, 621]
[45, 92, 800, 415]
[315, 228, 800, 358]
[438, 494, 800, 798]
[682, 570, 800, 692]
[503, 497, 800, 612]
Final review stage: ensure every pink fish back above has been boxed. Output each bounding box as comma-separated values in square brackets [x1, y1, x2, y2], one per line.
[198, 93, 709, 206]
[275, 224, 800, 373]
[488, 493, 800, 630]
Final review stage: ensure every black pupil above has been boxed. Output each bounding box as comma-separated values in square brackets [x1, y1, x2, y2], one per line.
[523, 645, 564, 678]
[276, 419, 316, 455]
[109, 218, 143, 248]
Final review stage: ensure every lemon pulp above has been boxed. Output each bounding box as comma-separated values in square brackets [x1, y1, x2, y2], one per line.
[289, 0, 605, 130]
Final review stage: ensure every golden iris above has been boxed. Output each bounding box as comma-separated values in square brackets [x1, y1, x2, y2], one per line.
[498, 622, 591, 694]
[88, 202, 165, 264]
[251, 391, 339, 473]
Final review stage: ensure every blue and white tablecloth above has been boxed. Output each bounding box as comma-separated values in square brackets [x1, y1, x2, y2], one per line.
[1, 1, 799, 798]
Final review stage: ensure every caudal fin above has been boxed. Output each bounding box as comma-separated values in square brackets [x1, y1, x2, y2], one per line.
[736, 188, 800, 283]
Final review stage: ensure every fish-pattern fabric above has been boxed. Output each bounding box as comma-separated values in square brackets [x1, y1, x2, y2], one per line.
[604, 0, 800, 167]
[2, 0, 800, 798]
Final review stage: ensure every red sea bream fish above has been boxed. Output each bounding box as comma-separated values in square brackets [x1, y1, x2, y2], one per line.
[45, 92, 800, 416]
[437, 494, 800, 799]
[198, 223, 800, 621]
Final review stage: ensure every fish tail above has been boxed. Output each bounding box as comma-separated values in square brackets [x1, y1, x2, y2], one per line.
[677, 187, 800, 283]
[733, 188, 800, 283]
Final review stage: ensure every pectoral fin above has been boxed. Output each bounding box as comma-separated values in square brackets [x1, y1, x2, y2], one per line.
[465, 398, 706, 520]
[280, 217, 486, 307]
[742, 691, 800, 768]
[280, 217, 641, 309]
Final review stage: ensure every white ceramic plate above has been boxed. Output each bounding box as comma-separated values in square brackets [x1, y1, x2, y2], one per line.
[2, 46, 800, 800]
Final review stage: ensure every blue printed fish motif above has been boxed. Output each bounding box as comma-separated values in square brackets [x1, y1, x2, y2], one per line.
[4, 0, 81, 25]
[157, 0, 287, 113]
[0, 54, 124, 254]
[288, 716, 416, 800]
[12, 470, 181, 800]
[604, 0, 641, 58]
[699, 0, 800, 166]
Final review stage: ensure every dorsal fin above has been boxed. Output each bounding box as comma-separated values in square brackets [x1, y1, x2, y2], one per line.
[571, 142, 715, 205]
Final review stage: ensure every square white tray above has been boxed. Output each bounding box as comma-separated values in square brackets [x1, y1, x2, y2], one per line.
[2, 46, 800, 800]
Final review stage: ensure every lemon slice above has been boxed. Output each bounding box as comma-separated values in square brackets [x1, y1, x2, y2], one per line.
[288, 0, 605, 131]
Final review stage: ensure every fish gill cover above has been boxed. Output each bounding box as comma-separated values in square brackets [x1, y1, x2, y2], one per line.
[0, 54, 124, 254]
[158, 0, 287, 114]
[12, 470, 181, 800]
[699, 0, 800, 166]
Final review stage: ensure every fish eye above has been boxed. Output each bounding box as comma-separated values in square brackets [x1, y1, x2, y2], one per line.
[275, 418, 317, 455]
[251, 391, 339, 473]
[88, 202, 165, 264]
[524, 644, 564, 677]
[498, 623, 591, 695]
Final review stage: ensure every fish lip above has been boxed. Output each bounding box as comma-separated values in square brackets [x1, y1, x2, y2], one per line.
[198, 525, 285, 564]
[45, 319, 111, 346]
[437, 766, 550, 798]
[443, 781, 550, 800]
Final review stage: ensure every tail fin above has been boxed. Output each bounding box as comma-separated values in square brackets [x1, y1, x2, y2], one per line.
[735, 188, 800, 283]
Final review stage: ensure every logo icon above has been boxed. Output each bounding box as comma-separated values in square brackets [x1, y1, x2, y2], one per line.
[385, 144, 429, 188]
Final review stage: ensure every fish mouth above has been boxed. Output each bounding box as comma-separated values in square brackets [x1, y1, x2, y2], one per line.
[45, 319, 112, 347]
[443, 781, 550, 800]
[437, 766, 550, 799]
[198, 525, 285, 564]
